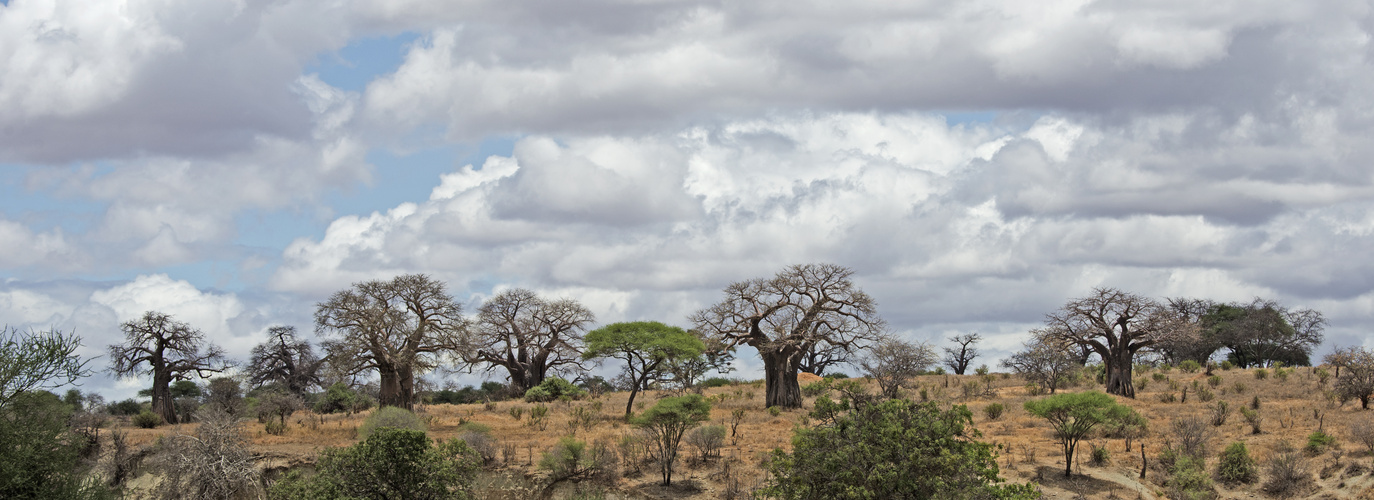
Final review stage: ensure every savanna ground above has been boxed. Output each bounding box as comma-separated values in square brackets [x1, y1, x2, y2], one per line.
[105, 365, 1374, 499]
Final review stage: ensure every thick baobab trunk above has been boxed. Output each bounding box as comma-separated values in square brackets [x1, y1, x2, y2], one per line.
[762, 349, 803, 408]
[151, 370, 177, 424]
[378, 364, 410, 410]
[1103, 349, 1136, 399]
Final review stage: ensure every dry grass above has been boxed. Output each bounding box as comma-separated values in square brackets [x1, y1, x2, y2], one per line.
[104, 366, 1374, 499]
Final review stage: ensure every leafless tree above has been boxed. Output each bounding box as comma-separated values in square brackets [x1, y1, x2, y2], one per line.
[108, 311, 229, 424]
[797, 341, 851, 376]
[246, 325, 322, 396]
[692, 263, 885, 408]
[860, 338, 936, 399]
[468, 288, 595, 392]
[1038, 288, 1188, 398]
[942, 332, 981, 375]
[154, 407, 259, 500]
[1156, 297, 1222, 365]
[1326, 346, 1374, 409]
[315, 274, 467, 410]
[1001, 335, 1079, 394]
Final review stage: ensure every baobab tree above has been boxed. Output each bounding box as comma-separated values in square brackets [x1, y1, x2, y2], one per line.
[942, 333, 982, 375]
[315, 274, 467, 410]
[1038, 288, 1189, 398]
[468, 288, 595, 392]
[246, 326, 323, 396]
[108, 311, 230, 423]
[692, 263, 885, 408]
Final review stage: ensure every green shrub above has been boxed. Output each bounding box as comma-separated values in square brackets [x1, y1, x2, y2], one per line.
[109, 398, 144, 416]
[800, 380, 831, 398]
[824, 373, 849, 380]
[1167, 456, 1214, 500]
[1179, 360, 1201, 373]
[1135, 377, 1149, 391]
[265, 420, 287, 435]
[760, 399, 1038, 499]
[1090, 443, 1110, 465]
[1195, 386, 1215, 402]
[983, 403, 1005, 420]
[133, 409, 163, 429]
[1207, 375, 1222, 387]
[1220, 360, 1234, 370]
[524, 377, 586, 402]
[686, 425, 726, 460]
[1240, 407, 1262, 434]
[1152, 372, 1168, 382]
[1216, 442, 1257, 484]
[1305, 430, 1336, 455]
[269, 428, 479, 500]
[767, 406, 782, 417]
[358, 406, 427, 440]
[1253, 368, 1268, 380]
[312, 383, 373, 414]
[699, 377, 732, 388]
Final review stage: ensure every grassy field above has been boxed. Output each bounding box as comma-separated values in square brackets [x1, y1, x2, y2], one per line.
[112, 365, 1374, 499]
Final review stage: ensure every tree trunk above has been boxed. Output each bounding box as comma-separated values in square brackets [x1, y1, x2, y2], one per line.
[762, 349, 802, 408]
[1103, 349, 1136, 399]
[151, 370, 177, 424]
[377, 365, 408, 410]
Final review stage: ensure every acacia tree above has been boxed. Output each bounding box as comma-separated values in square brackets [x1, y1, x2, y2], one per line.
[315, 274, 467, 410]
[860, 338, 937, 399]
[1216, 298, 1324, 368]
[1326, 346, 1374, 409]
[942, 333, 982, 375]
[109, 311, 230, 424]
[246, 326, 323, 396]
[582, 321, 704, 417]
[468, 288, 595, 392]
[1039, 288, 1187, 398]
[1024, 391, 1140, 477]
[1000, 335, 1078, 394]
[667, 331, 735, 391]
[692, 263, 885, 409]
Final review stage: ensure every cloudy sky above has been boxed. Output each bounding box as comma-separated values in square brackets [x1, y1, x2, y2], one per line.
[4, 0, 1373, 399]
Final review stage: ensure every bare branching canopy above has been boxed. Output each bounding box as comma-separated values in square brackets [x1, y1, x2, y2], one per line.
[1002, 334, 1079, 395]
[860, 337, 936, 399]
[315, 274, 467, 410]
[942, 332, 982, 376]
[692, 263, 885, 408]
[108, 311, 229, 424]
[469, 288, 595, 392]
[246, 326, 323, 396]
[1038, 288, 1190, 398]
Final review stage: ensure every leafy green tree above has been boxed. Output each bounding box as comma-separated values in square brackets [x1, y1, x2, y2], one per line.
[1, 327, 94, 407]
[0, 328, 110, 499]
[269, 427, 480, 500]
[582, 321, 704, 417]
[633, 394, 711, 486]
[761, 399, 1038, 499]
[1023, 391, 1142, 477]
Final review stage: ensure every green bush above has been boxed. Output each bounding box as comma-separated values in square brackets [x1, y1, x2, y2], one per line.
[312, 382, 373, 414]
[633, 395, 711, 486]
[1152, 372, 1168, 382]
[133, 409, 164, 428]
[1253, 368, 1268, 380]
[699, 377, 732, 388]
[800, 380, 831, 398]
[983, 403, 1005, 420]
[109, 398, 144, 416]
[1305, 430, 1336, 455]
[767, 406, 782, 417]
[0, 391, 115, 499]
[1090, 443, 1110, 465]
[1167, 456, 1214, 500]
[1216, 442, 1257, 484]
[686, 425, 726, 460]
[1179, 360, 1201, 373]
[358, 406, 427, 440]
[1220, 360, 1234, 370]
[1207, 375, 1222, 387]
[269, 428, 479, 500]
[524, 377, 586, 402]
[760, 399, 1038, 499]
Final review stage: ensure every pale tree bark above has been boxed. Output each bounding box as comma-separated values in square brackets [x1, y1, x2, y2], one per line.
[1040, 288, 1189, 399]
[468, 288, 595, 392]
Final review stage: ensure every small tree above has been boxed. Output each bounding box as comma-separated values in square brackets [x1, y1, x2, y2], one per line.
[942, 333, 982, 375]
[632, 394, 711, 486]
[1, 327, 93, 407]
[859, 338, 936, 399]
[1001, 336, 1078, 394]
[666, 332, 735, 391]
[760, 399, 1038, 499]
[1325, 346, 1374, 409]
[1024, 391, 1141, 477]
[109, 311, 230, 424]
[583, 321, 704, 417]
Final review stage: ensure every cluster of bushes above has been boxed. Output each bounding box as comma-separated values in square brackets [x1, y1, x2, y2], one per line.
[524, 377, 586, 402]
